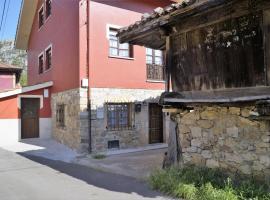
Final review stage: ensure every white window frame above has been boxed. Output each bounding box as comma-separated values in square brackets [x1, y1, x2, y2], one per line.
[106, 24, 134, 60]
[38, 51, 45, 75]
[44, 44, 53, 72]
[38, 4, 45, 30]
[45, 0, 52, 21]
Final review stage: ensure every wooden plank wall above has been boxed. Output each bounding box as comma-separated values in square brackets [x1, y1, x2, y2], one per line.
[171, 10, 265, 92]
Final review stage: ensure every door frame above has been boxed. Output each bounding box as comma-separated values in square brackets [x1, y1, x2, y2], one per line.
[148, 103, 164, 144]
[18, 95, 43, 140]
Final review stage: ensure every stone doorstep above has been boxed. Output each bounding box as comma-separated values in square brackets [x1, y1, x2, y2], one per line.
[105, 143, 168, 156]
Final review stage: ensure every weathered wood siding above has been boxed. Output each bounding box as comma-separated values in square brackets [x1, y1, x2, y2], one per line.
[171, 11, 265, 92]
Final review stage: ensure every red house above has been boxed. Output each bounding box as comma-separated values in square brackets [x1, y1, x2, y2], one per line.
[0, 62, 22, 91]
[1, 0, 174, 152]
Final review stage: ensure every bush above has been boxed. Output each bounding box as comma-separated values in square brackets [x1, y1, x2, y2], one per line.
[149, 166, 270, 200]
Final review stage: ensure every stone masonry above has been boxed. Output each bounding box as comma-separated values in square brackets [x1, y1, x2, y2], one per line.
[175, 106, 270, 180]
[90, 87, 165, 153]
[51, 88, 89, 152]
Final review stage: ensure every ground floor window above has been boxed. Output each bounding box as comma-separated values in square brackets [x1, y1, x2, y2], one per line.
[106, 103, 133, 130]
[56, 104, 65, 128]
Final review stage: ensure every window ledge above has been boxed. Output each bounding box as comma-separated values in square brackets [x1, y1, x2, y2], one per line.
[146, 79, 165, 83]
[39, 68, 52, 75]
[109, 55, 134, 60]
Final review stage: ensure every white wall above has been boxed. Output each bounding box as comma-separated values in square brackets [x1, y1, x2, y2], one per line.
[40, 118, 52, 139]
[0, 118, 52, 146]
[0, 119, 20, 145]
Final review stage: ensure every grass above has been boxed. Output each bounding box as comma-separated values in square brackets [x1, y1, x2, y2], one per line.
[92, 154, 106, 159]
[149, 166, 270, 200]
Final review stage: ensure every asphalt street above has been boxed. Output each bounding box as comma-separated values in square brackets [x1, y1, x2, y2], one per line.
[0, 148, 168, 200]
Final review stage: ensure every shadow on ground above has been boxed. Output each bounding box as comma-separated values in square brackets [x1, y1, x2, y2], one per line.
[18, 153, 165, 199]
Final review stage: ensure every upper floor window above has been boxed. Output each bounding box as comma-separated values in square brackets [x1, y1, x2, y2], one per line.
[45, 0, 52, 18]
[45, 46, 52, 70]
[38, 6, 44, 28]
[109, 28, 133, 58]
[38, 53, 44, 74]
[146, 48, 165, 81]
[146, 48, 163, 65]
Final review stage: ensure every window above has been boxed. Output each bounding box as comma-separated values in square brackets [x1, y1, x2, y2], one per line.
[107, 103, 133, 130]
[146, 48, 163, 65]
[109, 28, 133, 58]
[38, 53, 44, 74]
[38, 6, 44, 28]
[146, 48, 165, 81]
[56, 104, 65, 127]
[108, 140, 120, 149]
[45, 0, 52, 18]
[45, 46, 52, 70]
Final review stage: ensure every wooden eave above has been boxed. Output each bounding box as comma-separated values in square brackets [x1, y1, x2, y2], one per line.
[161, 87, 270, 106]
[15, 0, 38, 50]
[118, 0, 236, 49]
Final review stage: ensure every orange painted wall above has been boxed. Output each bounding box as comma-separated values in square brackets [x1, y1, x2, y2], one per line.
[0, 96, 18, 119]
[0, 88, 51, 119]
[88, 0, 170, 90]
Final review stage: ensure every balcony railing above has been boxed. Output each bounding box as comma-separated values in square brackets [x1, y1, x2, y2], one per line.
[147, 64, 165, 81]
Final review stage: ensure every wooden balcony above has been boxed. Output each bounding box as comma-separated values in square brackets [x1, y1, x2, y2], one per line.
[146, 64, 165, 81]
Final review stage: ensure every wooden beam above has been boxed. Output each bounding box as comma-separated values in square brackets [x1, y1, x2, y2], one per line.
[165, 36, 172, 92]
[264, 9, 270, 85]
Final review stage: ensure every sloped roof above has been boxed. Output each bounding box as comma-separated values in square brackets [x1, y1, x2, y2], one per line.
[15, 0, 38, 50]
[0, 62, 22, 71]
[118, 0, 195, 35]
[118, 0, 234, 49]
[0, 81, 53, 99]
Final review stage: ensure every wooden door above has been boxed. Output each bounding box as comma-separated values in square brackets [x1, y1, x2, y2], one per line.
[149, 103, 163, 144]
[21, 98, 40, 139]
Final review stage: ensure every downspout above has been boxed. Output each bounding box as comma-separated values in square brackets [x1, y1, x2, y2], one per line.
[86, 0, 92, 153]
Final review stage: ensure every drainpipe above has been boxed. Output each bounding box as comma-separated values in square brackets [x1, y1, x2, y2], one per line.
[86, 0, 92, 153]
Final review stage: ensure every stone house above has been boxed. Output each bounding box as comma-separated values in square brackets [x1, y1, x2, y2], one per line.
[118, 0, 270, 180]
[12, 0, 176, 153]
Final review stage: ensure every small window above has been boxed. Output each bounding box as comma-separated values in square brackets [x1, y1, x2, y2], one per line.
[45, 46, 52, 70]
[38, 6, 44, 28]
[45, 0, 52, 18]
[109, 28, 133, 58]
[56, 104, 65, 128]
[108, 140, 120, 149]
[107, 103, 133, 130]
[38, 53, 44, 74]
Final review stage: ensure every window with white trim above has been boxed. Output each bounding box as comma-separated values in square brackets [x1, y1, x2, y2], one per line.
[38, 6, 44, 28]
[146, 48, 165, 81]
[38, 53, 44, 74]
[45, 46, 52, 70]
[45, 0, 52, 18]
[146, 48, 163, 65]
[109, 28, 133, 58]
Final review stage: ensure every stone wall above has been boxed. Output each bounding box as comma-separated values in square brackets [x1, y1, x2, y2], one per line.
[51, 88, 89, 152]
[90, 87, 165, 152]
[176, 106, 270, 179]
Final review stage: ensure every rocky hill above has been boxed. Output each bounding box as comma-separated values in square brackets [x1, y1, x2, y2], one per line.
[0, 40, 27, 85]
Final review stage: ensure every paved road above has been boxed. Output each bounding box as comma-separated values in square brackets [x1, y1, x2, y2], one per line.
[0, 148, 168, 200]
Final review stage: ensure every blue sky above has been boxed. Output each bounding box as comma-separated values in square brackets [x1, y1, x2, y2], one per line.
[0, 0, 22, 41]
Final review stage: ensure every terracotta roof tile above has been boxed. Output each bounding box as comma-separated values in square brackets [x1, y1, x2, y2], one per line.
[118, 0, 196, 35]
